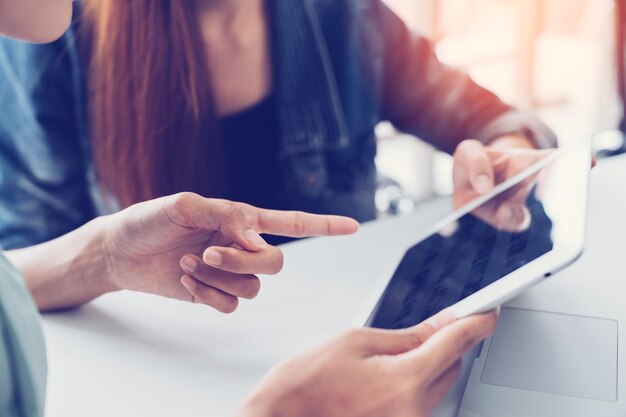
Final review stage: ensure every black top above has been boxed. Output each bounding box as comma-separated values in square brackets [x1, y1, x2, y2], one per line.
[0, 1, 558, 251]
[220, 95, 286, 210]
[220, 95, 294, 244]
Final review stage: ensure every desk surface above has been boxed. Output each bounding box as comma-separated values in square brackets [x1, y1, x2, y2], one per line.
[42, 155, 626, 417]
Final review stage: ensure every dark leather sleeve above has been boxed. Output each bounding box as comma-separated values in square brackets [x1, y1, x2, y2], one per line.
[374, 1, 557, 153]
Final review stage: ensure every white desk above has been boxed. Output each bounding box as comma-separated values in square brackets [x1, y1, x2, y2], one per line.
[42, 155, 626, 417]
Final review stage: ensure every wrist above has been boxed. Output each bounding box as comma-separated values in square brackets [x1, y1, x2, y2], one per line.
[7, 216, 119, 311]
[83, 215, 121, 296]
[47, 215, 120, 308]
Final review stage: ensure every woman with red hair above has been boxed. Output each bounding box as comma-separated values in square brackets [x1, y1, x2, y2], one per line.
[0, 2, 498, 417]
[0, 0, 555, 250]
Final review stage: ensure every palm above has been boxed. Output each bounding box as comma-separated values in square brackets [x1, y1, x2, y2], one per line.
[104, 197, 238, 302]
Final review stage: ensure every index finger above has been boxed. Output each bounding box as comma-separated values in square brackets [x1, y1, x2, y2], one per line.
[253, 209, 360, 238]
[401, 310, 498, 383]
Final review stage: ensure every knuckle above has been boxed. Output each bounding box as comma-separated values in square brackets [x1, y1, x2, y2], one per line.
[269, 248, 284, 274]
[454, 139, 477, 155]
[294, 211, 308, 237]
[455, 141, 468, 155]
[172, 192, 198, 211]
[340, 328, 375, 349]
[467, 139, 483, 149]
[241, 276, 261, 299]
[407, 328, 427, 348]
[219, 296, 239, 314]
[168, 192, 199, 224]
[458, 314, 496, 351]
[231, 202, 251, 217]
[194, 292, 211, 306]
[341, 328, 364, 342]
[192, 288, 213, 306]
[225, 206, 247, 225]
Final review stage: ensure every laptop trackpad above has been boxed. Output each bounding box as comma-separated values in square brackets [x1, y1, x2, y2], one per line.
[480, 308, 618, 402]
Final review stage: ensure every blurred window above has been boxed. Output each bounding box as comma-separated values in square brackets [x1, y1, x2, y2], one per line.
[377, 0, 616, 206]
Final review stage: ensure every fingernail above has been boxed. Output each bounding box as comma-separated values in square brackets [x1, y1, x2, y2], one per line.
[245, 229, 267, 247]
[474, 174, 493, 194]
[203, 248, 223, 266]
[426, 309, 456, 331]
[181, 256, 197, 273]
[181, 276, 198, 291]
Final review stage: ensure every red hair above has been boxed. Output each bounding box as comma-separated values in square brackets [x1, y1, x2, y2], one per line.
[83, 0, 225, 207]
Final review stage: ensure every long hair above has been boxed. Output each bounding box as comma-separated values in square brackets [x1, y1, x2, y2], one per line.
[82, 0, 224, 207]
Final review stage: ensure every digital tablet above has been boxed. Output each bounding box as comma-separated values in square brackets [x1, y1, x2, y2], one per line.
[357, 138, 592, 329]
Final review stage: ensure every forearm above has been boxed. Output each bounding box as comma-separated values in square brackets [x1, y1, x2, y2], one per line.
[5, 216, 118, 311]
[377, 4, 509, 152]
[376, 4, 556, 153]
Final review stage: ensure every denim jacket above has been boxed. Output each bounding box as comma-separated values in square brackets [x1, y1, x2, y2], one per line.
[0, 0, 556, 249]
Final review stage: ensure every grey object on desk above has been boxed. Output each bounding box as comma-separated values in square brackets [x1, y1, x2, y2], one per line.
[481, 308, 618, 402]
[457, 155, 626, 417]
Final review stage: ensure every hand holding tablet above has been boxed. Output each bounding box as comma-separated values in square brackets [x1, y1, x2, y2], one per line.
[236, 309, 498, 417]
[453, 140, 553, 232]
[359, 138, 591, 329]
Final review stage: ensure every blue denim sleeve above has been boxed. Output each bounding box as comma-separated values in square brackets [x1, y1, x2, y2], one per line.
[371, 1, 557, 153]
[0, 32, 95, 250]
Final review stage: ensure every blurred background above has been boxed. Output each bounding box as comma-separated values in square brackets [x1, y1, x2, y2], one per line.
[376, 0, 621, 216]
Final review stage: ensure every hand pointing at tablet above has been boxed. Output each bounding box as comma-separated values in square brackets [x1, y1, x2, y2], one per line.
[236, 309, 498, 417]
[7, 192, 359, 312]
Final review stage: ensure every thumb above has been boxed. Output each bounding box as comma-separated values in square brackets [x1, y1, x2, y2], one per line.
[167, 193, 266, 252]
[400, 310, 498, 383]
[456, 140, 495, 194]
[356, 310, 456, 356]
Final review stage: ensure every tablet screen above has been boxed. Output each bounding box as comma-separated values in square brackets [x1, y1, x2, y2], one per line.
[366, 157, 557, 330]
